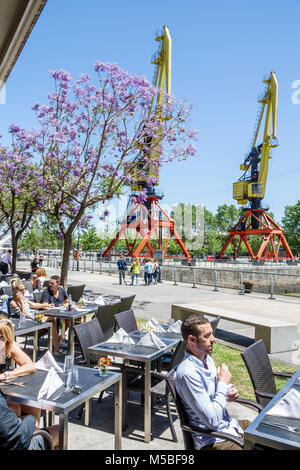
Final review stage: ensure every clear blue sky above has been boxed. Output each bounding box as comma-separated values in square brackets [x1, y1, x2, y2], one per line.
[1, 0, 300, 223]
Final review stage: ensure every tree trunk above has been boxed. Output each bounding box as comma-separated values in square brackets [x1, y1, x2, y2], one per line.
[60, 233, 73, 288]
[11, 234, 18, 274]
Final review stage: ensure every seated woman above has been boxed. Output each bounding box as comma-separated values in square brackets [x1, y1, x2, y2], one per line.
[9, 279, 61, 353]
[32, 268, 48, 292]
[0, 316, 40, 426]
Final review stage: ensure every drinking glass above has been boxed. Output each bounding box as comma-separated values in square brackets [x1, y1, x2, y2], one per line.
[122, 335, 131, 351]
[168, 318, 175, 328]
[64, 355, 73, 373]
[18, 312, 27, 328]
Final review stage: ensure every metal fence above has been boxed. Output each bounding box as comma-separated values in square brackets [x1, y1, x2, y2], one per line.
[32, 254, 300, 301]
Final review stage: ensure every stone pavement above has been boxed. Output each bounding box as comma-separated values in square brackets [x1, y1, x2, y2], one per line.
[14, 261, 300, 450]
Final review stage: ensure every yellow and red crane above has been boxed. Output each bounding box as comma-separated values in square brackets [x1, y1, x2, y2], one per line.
[218, 72, 294, 263]
[103, 26, 191, 263]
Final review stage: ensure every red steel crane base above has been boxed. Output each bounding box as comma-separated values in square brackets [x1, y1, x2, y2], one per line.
[103, 196, 191, 262]
[218, 209, 295, 263]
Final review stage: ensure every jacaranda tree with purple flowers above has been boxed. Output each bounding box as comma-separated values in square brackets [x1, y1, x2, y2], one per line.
[11, 63, 198, 286]
[0, 141, 45, 273]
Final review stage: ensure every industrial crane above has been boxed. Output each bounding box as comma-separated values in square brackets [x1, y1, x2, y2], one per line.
[218, 72, 294, 263]
[103, 26, 191, 263]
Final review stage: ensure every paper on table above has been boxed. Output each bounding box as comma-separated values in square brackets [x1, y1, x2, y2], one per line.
[154, 324, 166, 334]
[150, 317, 159, 326]
[94, 295, 108, 306]
[137, 331, 166, 349]
[35, 350, 63, 373]
[105, 327, 135, 345]
[37, 367, 64, 400]
[145, 320, 156, 330]
[0, 280, 8, 287]
[167, 320, 182, 334]
[266, 388, 300, 420]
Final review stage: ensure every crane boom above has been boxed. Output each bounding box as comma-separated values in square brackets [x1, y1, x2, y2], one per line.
[233, 72, 278, 208]
[131, 25, 172, 193]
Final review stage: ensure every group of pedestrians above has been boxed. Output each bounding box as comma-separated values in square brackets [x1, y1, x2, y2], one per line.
[117, 255, 160, 286]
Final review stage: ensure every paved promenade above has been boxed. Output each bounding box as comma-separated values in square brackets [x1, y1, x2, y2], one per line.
[14, 261, 300, 450]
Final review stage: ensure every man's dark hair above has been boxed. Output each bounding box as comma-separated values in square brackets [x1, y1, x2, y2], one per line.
[181, 315, 210, 341]
[50, 275, 60, 284]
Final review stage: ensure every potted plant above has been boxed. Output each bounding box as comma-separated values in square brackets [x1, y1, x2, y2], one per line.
[97, 357, 112, 376]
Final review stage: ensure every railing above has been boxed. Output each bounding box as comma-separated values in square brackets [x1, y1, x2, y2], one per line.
[34, 255, 300, 301]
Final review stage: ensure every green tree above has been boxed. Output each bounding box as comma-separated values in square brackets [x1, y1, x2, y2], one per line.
[281, 201, 300, 253]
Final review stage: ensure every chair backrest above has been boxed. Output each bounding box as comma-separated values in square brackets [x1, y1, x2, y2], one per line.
[67, 284, 86, 302]
[94, 301, 121, 340]
[24, 280, 33, 294]
[33, 291, 43, 303]
[241, 339, 276, 407]
[73, 318, 105, 363]
[0, 296, 12, 316]
[165, 370, 195, 450]
[114, 309, 137, 333]
[210, 315, 221, 334]
[1, 285, 13, 297]
[169, 340, 186, 370]
[118, 295, 136, 313]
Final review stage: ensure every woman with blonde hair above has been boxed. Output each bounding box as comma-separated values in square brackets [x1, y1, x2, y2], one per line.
[32, 267, 48, 291]
[9, 279, 61, 353]
[0, 316, 40, 424]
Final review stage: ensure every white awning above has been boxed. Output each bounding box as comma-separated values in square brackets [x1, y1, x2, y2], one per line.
[0, 0, 47, 85]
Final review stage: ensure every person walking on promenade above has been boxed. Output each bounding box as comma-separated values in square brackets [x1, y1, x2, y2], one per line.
[30, 257, 39, 275]
[144, 258, 154, 286]
[39, 252, 44, 267]
[0, 250, 12, 275]
[117, 255, 128, 285]
[152, 258, 160, 284]
[130, 257, 140, 286]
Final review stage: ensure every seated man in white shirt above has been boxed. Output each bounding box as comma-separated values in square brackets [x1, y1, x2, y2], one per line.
[175, 315, 250, 450]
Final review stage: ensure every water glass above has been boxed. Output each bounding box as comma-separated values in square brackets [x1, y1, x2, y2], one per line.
[122, 335, 131, 351]
[168, 318, 175, 328]
[65, 367, 80, 390]
[64, 355, 73, 373]
[18, 312, 27, 328]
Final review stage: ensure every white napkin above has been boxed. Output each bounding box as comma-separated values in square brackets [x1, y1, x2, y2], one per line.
[167, 319, 182, 334]
[266, 388, 300, 419]
[137, 331, 166, 349]
[150, 317, 159, 325]
[154, 324, 166, 334]
[0, 281, 8, 287]
[35, 351, 63, 373]
[105, 327, 135, 345]
[145, 320, 156, 330]
[94, 295, 108, 306]
[37, 367, 64, 400]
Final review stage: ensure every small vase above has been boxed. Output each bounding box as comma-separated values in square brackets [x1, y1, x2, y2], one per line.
[99, 367, 109, 377]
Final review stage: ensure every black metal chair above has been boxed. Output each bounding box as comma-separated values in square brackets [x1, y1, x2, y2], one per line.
[114, 309, 137, 333]
[67, 284, 86, 302]
[73, 318, 105, 365]
[123, 340, 186, 442]
[210, 315, 221, 334]
[24, 280, 34, 294]
[94, 301, 121, 340]
[33, 291, 43, 303]
[241, 339, 293, 408]
[1, 285, 13, 297]
[164, 371, 246, 449]
[32, 429, 54, 450]
[118, 295, 136, 312]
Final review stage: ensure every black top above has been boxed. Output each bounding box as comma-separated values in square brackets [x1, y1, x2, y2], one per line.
[41, 286, 68, 306]
[0, 391, 36, 449]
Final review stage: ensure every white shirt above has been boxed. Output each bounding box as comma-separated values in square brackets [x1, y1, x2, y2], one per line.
[0, 252, 11, 264]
